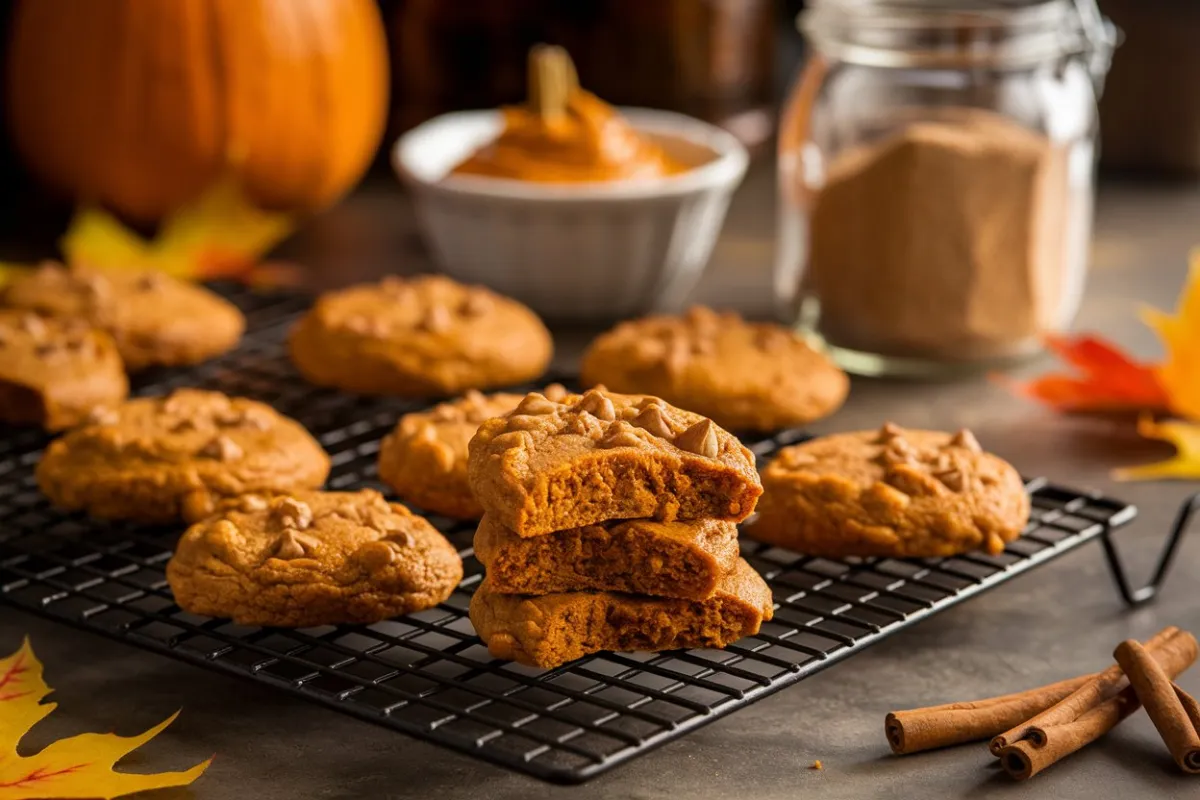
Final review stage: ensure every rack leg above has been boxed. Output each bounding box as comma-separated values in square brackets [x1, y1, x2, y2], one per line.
[1100, 492, 1200, 607]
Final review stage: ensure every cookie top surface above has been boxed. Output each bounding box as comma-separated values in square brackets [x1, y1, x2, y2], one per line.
[1, 262, 245, 369]
[378, 385, 568, 518]
[171, 490, 460, 586]
[289, 275, 553, 395]
[41, 389, 311, 465]
[763, 425, 1011, 488]
[167, 490, 463, 625]
[469, 387, 757, 481]
[467, 386, 762, 535]
[580, 306, 848, 431]
[750, 424, 1029, 557]
[385, 389, 535, 469]
[0, 309, 127, 402]
[37, 389, 330, 517]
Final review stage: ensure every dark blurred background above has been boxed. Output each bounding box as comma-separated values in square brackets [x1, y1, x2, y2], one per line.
[0, 0, 1191, 256]
[0, 0, 804, 249]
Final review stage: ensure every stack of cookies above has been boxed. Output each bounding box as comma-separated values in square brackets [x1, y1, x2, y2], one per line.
[466, 387, 774, 669]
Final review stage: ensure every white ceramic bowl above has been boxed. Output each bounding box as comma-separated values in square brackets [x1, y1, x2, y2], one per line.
[392, 108, 749, 321]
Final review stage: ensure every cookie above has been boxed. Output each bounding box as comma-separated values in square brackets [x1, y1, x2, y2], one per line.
[474, 514, 740, 600]
[467, 387, 762, 537]
[167, 490, 463, 627]
[470, 558, 773, 668]
[745, 424, 1030, 558]
[289, 275, 553, 396]
[580, 306, 848, 432]
[0, 310, 128, 430]
[377, 385, 569, 519]
[1, 262, 244, 370]
[37, 389, 330, 523]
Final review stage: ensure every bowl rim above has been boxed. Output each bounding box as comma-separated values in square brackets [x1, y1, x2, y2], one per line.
[391, 107, 750, 203]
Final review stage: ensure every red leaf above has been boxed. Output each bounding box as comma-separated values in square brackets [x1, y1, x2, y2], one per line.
[1000, 334, 1170, 413]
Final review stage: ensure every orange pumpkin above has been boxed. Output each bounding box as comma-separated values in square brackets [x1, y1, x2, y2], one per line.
[7, 0, 390, 224]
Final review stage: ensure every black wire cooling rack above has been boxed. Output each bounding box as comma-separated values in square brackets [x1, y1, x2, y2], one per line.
[0, 282, 1170, 783]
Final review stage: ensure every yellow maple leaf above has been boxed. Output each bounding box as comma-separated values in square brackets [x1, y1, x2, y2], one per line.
[1142, 251, 1200, 421]
[60, 174, 294, 281]
[0, 639, 210, 799]
[1113, 416, 1200, 481]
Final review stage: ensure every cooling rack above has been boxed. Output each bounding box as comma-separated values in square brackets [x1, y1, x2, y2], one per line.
[0, 282, 1173, 784]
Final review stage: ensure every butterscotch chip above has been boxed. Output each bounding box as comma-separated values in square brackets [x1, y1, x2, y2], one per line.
[1, 262, 244, 370]
[36, 389, 330, 523]
[288, 275, 553, 396]
[467, 389, 761, 537]
[167, 489, 463, 627]
[0, 310, 128, 430]
[469, 558, 773, 669]
[745, 424, 1029, 558]
[580, 306, 848, 432]
[474, 515, 739, 600]
[199, 435, 243, 462]
[377, 389, 567, 519]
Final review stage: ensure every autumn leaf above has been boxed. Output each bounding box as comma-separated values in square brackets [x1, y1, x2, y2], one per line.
[1112, 416, 1200, 481]
[1001, 334, 1169, 413]
[0, 639, 210, 799]
[1142, 252, 1200, 421]
[60, 173, 294, 281]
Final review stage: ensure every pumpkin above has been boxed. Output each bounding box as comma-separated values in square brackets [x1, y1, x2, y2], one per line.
[7, 0, 389, 224]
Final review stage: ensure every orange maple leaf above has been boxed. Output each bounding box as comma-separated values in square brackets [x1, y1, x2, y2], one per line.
[1001, 334, 1169, 413]
[0, 639, 210, 799]
[1142, 252, 1200, 421]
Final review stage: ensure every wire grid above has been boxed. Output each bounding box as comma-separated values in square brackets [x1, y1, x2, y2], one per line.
[0, 283, 1138, 784]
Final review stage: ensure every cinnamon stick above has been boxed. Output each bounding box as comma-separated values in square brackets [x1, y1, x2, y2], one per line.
[990, 626, 1181, 755]
[997, 628, 1198, 780]
[885, 673, 1095, 755]
[1114, 639, 1200, 774]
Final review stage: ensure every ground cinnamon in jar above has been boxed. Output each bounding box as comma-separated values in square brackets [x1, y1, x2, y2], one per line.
[808, 109, 1074, 363]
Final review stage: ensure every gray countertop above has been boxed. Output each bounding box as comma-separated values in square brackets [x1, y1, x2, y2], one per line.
[5, 169, 1200, 800]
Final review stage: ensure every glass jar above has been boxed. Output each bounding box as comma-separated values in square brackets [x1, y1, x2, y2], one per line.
[775, 0, 1117, 376]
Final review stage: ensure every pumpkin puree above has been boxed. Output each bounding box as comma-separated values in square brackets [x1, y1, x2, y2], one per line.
[452, 46, 684, 183]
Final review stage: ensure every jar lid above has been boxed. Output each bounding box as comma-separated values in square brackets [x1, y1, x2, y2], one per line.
[802, 0, 1117, 79]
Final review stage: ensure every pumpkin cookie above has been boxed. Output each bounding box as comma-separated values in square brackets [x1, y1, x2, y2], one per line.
[377, 385, 568, 519]
[470, 558, 773, 668]
[745, 424, 1030, 558]
[467, 387, 762, 537]
[37, 389, 330, 523]
[1, 262, 244, 370]
[289, 275, 553, 396]
[580, 306, 849, 432]
[167, 490, 463, 627]
[0, 310, 128, 430]
[474, 514, 739, 600]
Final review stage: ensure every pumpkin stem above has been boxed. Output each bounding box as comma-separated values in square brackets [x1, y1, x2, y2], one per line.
[527, 44, 577, 119]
